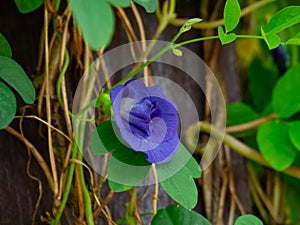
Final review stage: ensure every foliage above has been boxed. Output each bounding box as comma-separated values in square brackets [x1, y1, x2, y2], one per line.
[0, 34, 35, 129]
[2, 0, 300, 224]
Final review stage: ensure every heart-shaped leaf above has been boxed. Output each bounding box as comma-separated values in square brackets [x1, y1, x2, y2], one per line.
[133, 0, 157, 13]
[289, 121, 300, 152]
[265, 6, 300, 33]
[14, 0, 44, 13]
[157, 144, 201, 209]
[0, 56, 35, 104]
[69, 0, 114, 50]
[234, 214, 263, 225]
[151, 205, 211, 225]
[257, 121, 297, 171]
[272, 63, 300, 118]
[0, 82, 16, 129]
[218, 26, 237, 45]
[224, 0, 241, 32]
[261, 28, 281, 50]
[0, 33, 12, 58]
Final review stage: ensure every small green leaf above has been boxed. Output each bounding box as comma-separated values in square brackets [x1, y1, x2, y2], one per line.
[265, 6, 300, 33]
[133, 0, 157, 13]
[257, 121, 297, 171]
[14, 0, 44, 13]
[172, 48, 183, 57]
[234, 214, 263, 225]
[69, 0, 114, 50]
[289, 121, 300, 152]
[90, 121, 122, 155]
[108, 180, 133, 192]
[272, 63, 300, 118]
[261, 28, 281, 50]
[151, 205, 211, 225]
[285, 33, 300, 46]
[0, 82, 16, 129]
[224, 0, 241, 32]
[0, 56, 35, 104]
[218, 26, 237, 45]
[180, 18, 202, 33]
[0, 34, 12, 58]
[106, 0, 130, 7]
[157, 144, 201, 209]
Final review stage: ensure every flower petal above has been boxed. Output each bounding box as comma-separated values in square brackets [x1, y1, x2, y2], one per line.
[145, 134, 180, 164]
[150, 96, 178, 140]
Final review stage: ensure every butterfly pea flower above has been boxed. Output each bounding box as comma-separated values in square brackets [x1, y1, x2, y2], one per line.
[110, 78, 179, 164]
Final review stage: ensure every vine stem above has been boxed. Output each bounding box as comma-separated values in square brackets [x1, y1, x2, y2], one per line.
[5, 126, 54, 191]
[185, 122, 300, 179]
[44, 3, 59, 197]
[170, 0, 276, 29]
[51, 144, 77, 225]
[152, 164, 159, 215]
[226, 113, 277, 133]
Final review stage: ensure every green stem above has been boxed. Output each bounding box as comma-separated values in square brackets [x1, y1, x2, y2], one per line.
[236, 34, 263, 39]
[78, 153, 95, 225]
[174, 36, 219, 48]
[51, 144, 77, 225]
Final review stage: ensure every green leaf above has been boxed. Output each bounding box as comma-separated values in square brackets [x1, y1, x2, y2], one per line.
[0, 82, 16, 129]
[234, 214, 263, 225]
[257, 121, 297, 171]
[289, 121, 300, 152]
[156, 143, 201, 181]
[261, 28, 281, 50]
[0, 56, 35, 104]
[90, 121, 122, 155]
[272, 63, 300, 118]
[133, 0, 157, 13]
[112, 145, 150, 166]
[14, 0, 44, 13]
[227, 103, 258, 126]
[248, 58, 278, 113]
[106, 0, 130, 7]
[285, 33, 300, 45]
[180, 18, 202, 33]
[218, 26, 237, 45]
[151, 205, 211, 225]
[108, 180, 133, 192]
[224, 0, 241, 32]
[227, 103, 258, 137]
[160, 166, 198, 209]
[0, 34, 12, 58]
[69, 0, 114, 50]
[265, 6, 300, 33]
[107, 146, 151, 189]
[172, 48, 183, 57]
[157, 144, 201, 209]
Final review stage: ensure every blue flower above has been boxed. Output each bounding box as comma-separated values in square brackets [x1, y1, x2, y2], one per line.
[110, 78, 179, 164]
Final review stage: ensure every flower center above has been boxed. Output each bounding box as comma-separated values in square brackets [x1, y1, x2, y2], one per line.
[119, 96, 163, 139]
